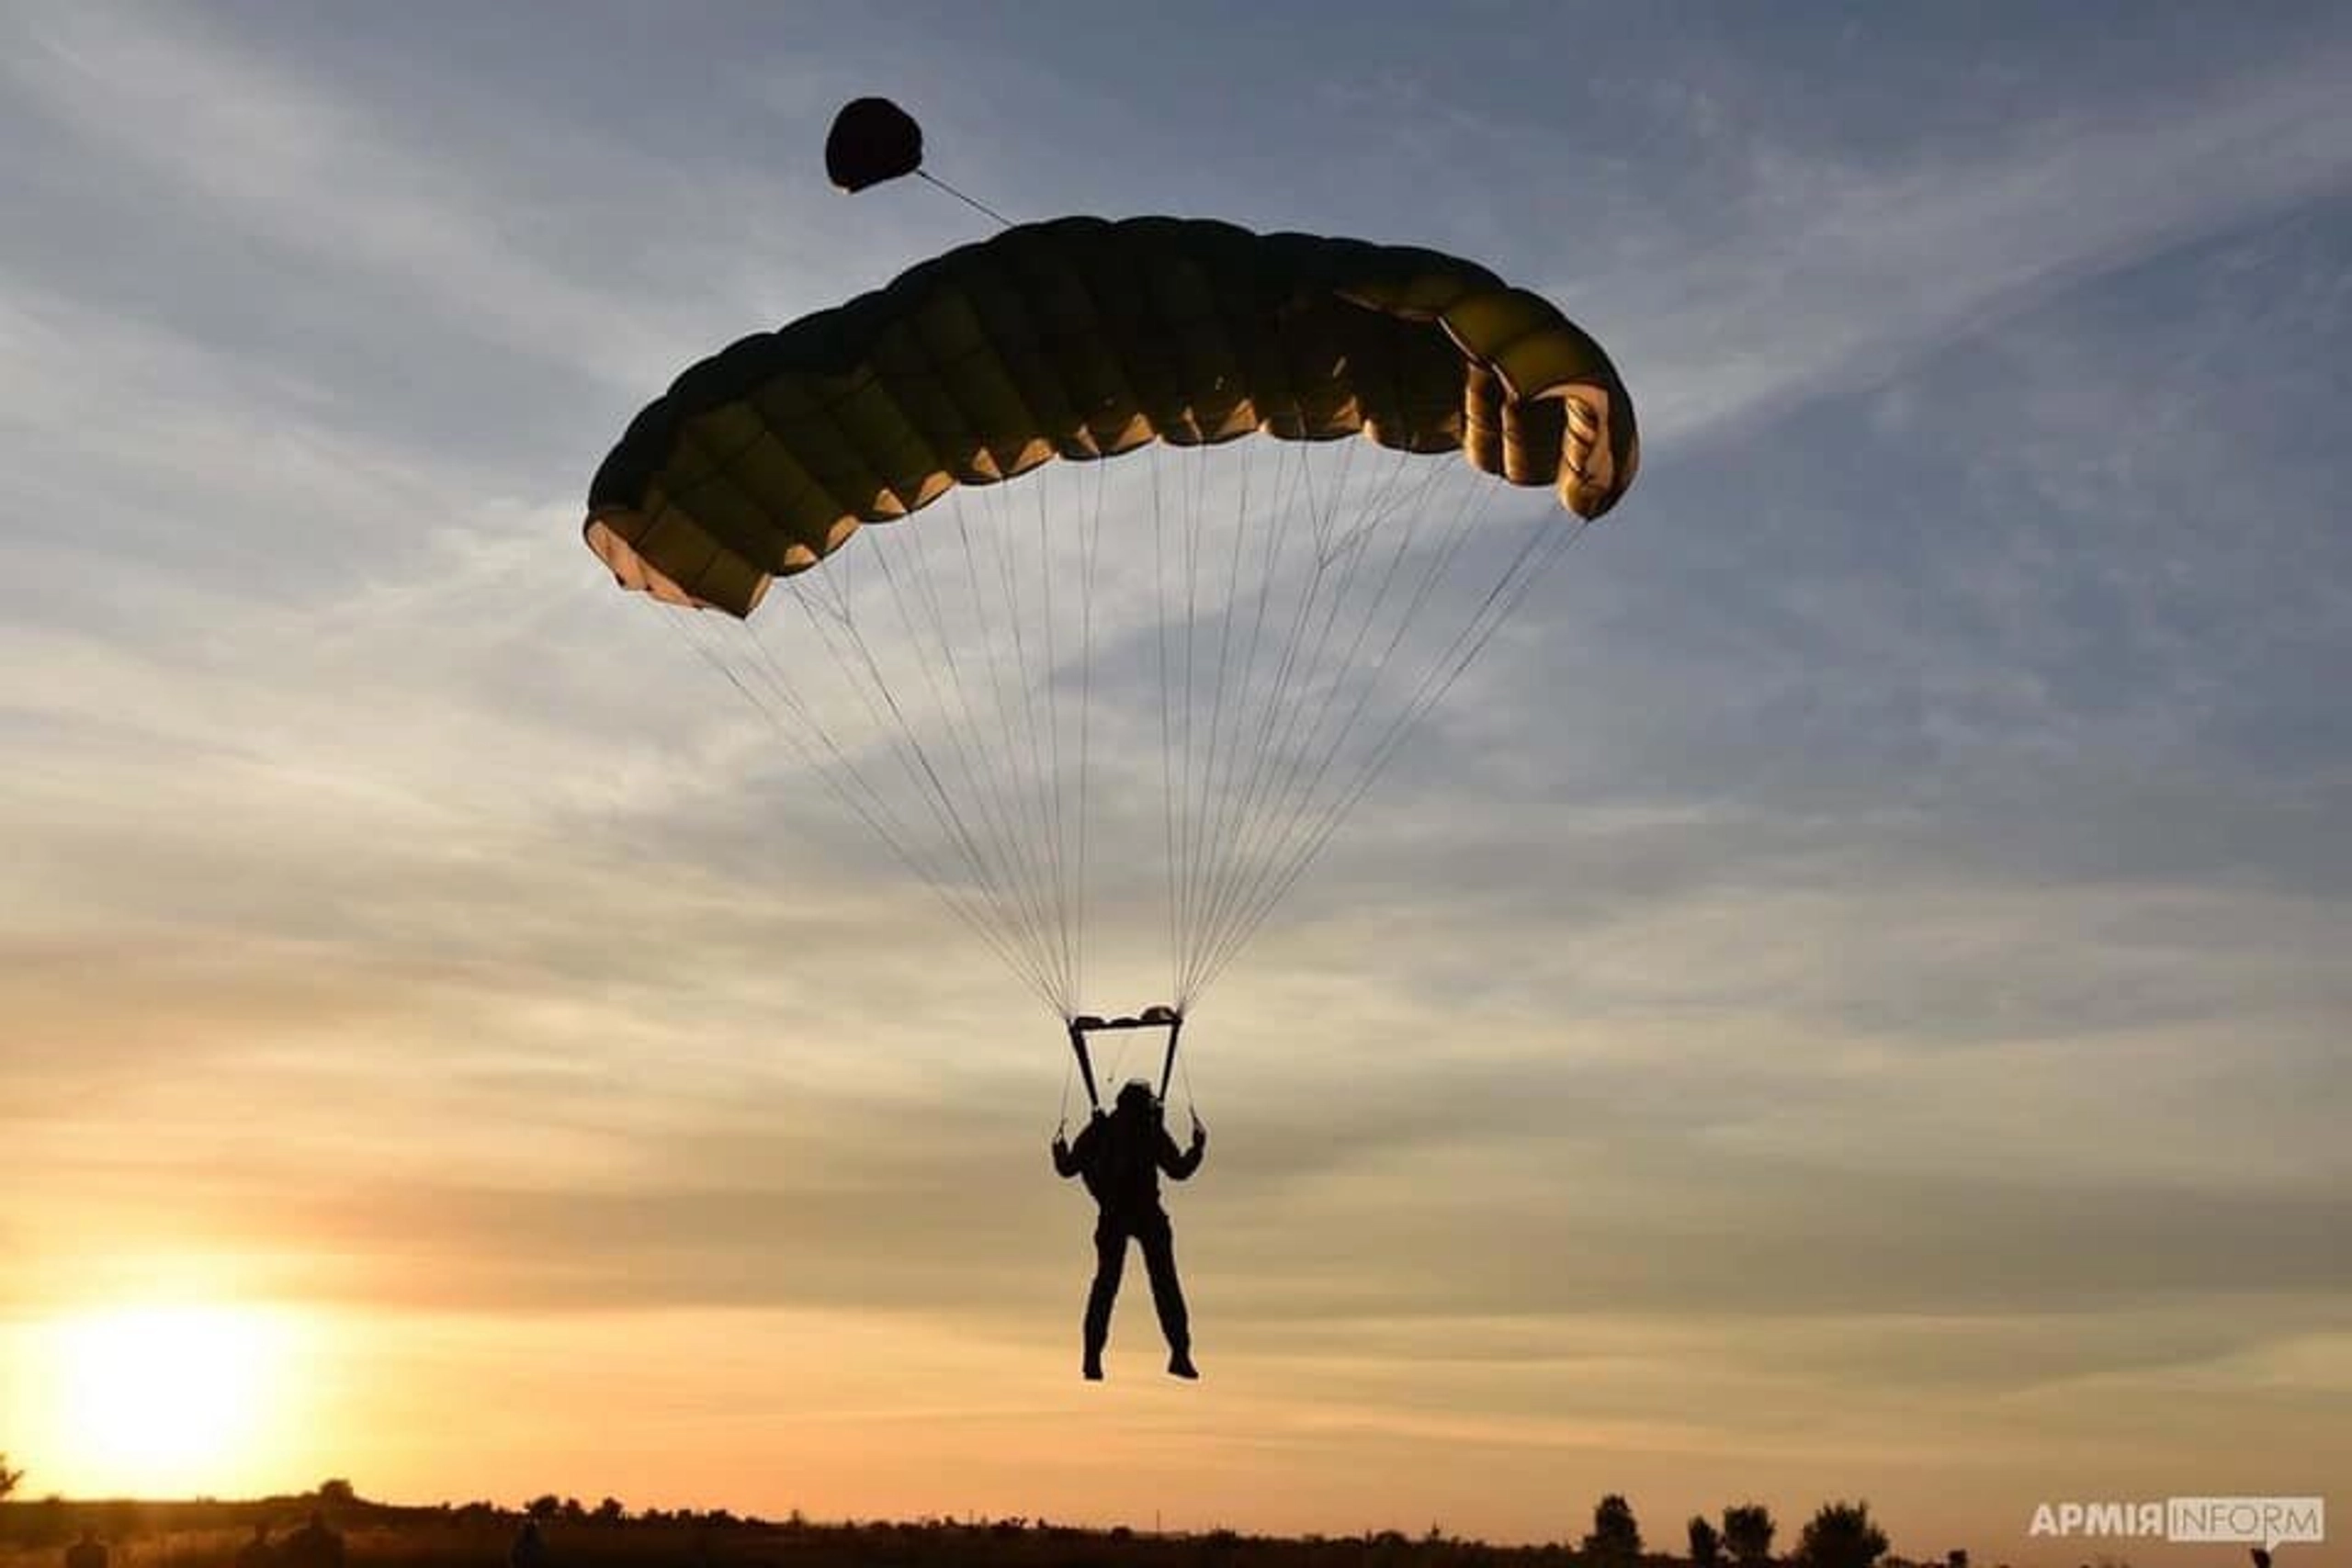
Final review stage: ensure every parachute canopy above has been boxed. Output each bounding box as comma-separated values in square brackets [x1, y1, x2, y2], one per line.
[585, 217, 1638, 1022]
[824, 96, 923, 192]
[585, 216, 1638, 619]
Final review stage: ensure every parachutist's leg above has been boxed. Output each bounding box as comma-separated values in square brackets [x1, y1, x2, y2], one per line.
[1138, 1212, 1194, 1376]
[1083, 1218, 1126, 1378]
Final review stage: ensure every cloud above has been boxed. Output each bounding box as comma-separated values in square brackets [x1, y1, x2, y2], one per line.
[1565, 34, 2352, 445]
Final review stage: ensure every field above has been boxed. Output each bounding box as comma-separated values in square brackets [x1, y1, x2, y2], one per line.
[2, 1498, 1604, 1568]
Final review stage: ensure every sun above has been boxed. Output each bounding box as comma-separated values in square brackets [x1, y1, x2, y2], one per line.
[25, 1303, 303, 1496]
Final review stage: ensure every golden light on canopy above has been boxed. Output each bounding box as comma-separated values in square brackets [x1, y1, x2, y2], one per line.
[584, 217, 1637, 617]
[582, 215, 1638, 1082]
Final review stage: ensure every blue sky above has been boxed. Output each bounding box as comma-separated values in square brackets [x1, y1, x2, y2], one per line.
[2, 2, 2347, 1558]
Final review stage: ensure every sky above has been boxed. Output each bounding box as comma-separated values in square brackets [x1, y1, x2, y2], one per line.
[2, 0, 2348, 1561]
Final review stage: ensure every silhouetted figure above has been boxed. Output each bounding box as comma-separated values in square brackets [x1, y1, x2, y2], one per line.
[236, 1523, 276, 1568]
[279, 1512, 344, 1568]
[64, 1529, 107, 1568]
[1051, 1077, 1207, 1380]
[511, 1519, 548, 1568]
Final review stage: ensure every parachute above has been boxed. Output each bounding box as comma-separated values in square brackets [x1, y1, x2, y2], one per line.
[585, 213, 1637, 1099]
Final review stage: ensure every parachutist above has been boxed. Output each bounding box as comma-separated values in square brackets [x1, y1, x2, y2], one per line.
[1052, 1078, 1207, 1380]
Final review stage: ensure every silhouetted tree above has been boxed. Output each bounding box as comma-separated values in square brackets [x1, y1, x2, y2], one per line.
[1585, 1495, 1644, 1568]
[0, 1454, 22, 1502]
[1724, 1505, 1778, 1567]
[1797, 1502, 1888, 1568]
[1691, 1517, 1724, 1567]
[1947, 1551, 1968, 1568]
[316, 1480, 356, 1506]
[593, 1499, 626, 1525]
[526, 1496, 561, 1521]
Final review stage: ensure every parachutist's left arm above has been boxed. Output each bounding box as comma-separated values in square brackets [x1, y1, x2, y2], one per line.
[1159, 1121, 1205, 1180]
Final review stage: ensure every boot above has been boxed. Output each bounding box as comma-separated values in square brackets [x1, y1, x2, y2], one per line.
[1083, 1347, 1104, 1381]
[1167, 1349, 1199, 1380]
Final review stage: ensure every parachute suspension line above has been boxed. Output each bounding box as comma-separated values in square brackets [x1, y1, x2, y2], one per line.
[944, 482, 1047, 1000]
[1170, 443, 1211, 1009]
[1191, 513, 1593, 1002]
[1186, 470, 1499, 1000]
[723, 611, 1027, 987]
[987, 473, 1071, 1010]
[1033, 470, 1072, 1014]
[1172, 443, 1429, 1008]
[1170, 434, 1269, 1011]
[756, 587, 1068, 1012]
[1167, 434, 1317, 1010]
[781, 554, 1069, 1012]
[1198, 511, 1572, 996]
[858, 523, 1068, 1009]
[951, 484, 1036, 982]
[1152, 444, 1183, 1007]
[967, 479, 1078, 1009]
[1182, 431, 1312, 1006]
[1182, 453, 1483, 1002]
[941, 479, 1077, 1010]
[665, 434, 1591, 1026]
[1073, 458, 1106, 1018]
[882, 493, 1071, 1008]
[1175, 434, 1257, 1016]
[1184, 437, 1363, 976]
[661, 608, 1061, 1015]
[1166, 445, 1196, 1005]
[790, 566, 1052, 1000]
[689, 605, 990, 958]
[1163, 433, 1282, 1010]
[1206, 445, 1402, 895]
[913, 169, 1014, 230]
[1187, 447, 1439, 997]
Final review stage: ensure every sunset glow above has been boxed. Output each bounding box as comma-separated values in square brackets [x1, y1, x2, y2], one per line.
[14, 1304, 308, 1498]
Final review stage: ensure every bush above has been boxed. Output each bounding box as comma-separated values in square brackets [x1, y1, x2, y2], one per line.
[1796, 1503, 1887, 1568]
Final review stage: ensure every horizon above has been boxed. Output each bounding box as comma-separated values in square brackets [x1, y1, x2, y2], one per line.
[0, 1486, 2274, 1565]
[2, 4, 2346, 1565]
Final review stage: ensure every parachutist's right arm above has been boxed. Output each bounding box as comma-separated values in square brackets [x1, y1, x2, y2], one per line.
[1159, 1122, 1205, 1180]
[1052, 1118, 1096, 1178]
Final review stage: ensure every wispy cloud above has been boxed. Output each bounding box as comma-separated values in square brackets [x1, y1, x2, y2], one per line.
[1581, 37, 2352, 442]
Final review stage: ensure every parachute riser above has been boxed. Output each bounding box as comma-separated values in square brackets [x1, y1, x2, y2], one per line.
[1066, 1008, 1184, 1113]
